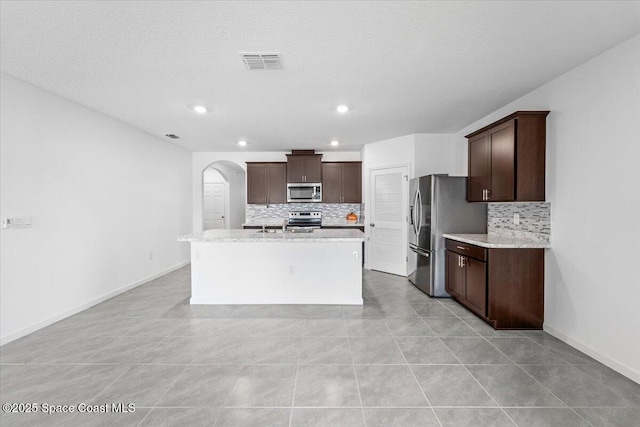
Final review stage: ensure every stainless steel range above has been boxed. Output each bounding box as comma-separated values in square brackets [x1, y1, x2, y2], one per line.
[288, 211, 322, 228]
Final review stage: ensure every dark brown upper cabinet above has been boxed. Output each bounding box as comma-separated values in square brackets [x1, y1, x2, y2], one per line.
[246, 162, 286, 204]
[322, 162, 362, 203]
[286, 153, 322, 183]
[466, 111, 549, 202]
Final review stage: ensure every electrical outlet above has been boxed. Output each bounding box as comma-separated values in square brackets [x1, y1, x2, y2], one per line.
[513, 213, 520, 225]
[148, 251, 153, 260]
[289, 265, 295, 275]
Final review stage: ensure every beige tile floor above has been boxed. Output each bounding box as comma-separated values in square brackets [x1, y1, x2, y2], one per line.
[1, 267, 638, 426]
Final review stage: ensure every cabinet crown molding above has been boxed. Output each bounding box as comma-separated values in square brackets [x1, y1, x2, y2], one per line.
[465, 111, 550, 139]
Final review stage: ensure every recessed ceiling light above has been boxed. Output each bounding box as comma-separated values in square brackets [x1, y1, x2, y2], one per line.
[336, 105, 349, 113]
[238, 140, 247, 147]
[192, 105, 208, 114]
[330, 140, 339, 146]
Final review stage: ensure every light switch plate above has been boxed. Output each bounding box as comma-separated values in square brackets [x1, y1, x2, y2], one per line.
[2, 216, 33, 229]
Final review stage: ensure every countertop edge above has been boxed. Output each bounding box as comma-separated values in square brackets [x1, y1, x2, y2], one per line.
[178, 228, 365, 243]
[241, 223, 365, 228]
[443, 233, 550, 249]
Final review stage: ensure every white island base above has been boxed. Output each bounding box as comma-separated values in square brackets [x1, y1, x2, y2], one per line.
[181, 229, 364, 305]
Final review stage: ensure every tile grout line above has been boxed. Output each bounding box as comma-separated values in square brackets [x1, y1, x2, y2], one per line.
[136, 364, 188, 427]
[384, 320, 443, 427]
[288, 335, 303, 427]
[475, 331, 596, 427]
[345, 318, 367, 427]
[61, 364, 133, 426]
[417, 315, 438, 337]
[451, 317, 520, 426]
[436, 334, 516, 426]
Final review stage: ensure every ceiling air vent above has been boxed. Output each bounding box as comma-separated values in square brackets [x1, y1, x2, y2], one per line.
[165, 134, 180, 139]
[240, 53, 281, 70]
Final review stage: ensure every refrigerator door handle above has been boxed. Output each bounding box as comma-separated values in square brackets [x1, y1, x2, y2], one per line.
[411, 191, 419, 236]
[416, 190, 423, 237]
[409, 245, 430, 257]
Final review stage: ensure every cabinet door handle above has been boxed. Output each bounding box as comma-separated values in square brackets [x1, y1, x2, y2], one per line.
[458, 255, 461, 267]
[456, 246, 468, 250]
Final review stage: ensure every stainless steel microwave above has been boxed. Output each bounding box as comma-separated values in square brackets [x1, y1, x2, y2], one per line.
[287, 183, 322, 203]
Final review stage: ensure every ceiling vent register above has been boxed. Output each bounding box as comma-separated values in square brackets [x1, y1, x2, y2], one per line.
[241, 53, 281, 70]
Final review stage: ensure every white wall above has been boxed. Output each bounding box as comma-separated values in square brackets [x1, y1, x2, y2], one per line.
[453, 35, 640, 382]
[414, 134, 466, 177]
[203, 162, 245, 229]
[361, 134, 414, 270]
[361, 134, 467, 271]
[0, 73, 192, 344]
[203, 168, 225, 183]
[193, 151, 361, 232]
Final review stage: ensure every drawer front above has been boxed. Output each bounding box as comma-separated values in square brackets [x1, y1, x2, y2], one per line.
[446, 239, 487, 261]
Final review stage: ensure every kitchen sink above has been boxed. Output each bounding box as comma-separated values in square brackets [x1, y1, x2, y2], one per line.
[288, 228, 315, 233]
[256, 228, 315, 234]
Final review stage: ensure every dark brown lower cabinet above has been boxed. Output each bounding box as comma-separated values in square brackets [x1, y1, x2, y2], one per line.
[465, 256, 487, 315]
[445, 239, 543, 329]
[446, 250, 466, 299]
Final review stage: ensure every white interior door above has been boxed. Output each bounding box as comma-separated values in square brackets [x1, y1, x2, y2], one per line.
[369, 166, 408, 276]
[203, 183, 226, 230]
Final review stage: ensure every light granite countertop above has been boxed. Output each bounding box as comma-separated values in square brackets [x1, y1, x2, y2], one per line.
[321, 219, 365, 227]
[443, 233, 550, 249]
[242, 219, 365, 228]
[179, 228, 365, 243]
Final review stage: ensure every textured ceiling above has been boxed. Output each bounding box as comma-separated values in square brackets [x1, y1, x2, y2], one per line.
[1, 1, 639, 152]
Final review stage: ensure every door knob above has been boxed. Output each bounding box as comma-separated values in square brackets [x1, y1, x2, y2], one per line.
[369, 223, 375, 227]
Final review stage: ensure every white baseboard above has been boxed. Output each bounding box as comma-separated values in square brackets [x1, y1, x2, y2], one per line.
[0, 261, 190, 347]
[544, 324, 640, 385]
[190, 296, 364, 305]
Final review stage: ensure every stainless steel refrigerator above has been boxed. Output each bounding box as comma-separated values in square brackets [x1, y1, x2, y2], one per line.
[408, 175, 487, 297]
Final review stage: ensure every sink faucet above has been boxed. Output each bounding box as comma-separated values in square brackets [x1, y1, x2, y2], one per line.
[282, 218, 289, 232]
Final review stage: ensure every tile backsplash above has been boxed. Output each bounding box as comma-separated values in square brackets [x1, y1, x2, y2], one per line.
[488, 202, 550, 243]
[246, 203, 362, 224]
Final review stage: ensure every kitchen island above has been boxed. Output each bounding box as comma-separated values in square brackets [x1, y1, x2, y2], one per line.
[178, 228, 365, 305]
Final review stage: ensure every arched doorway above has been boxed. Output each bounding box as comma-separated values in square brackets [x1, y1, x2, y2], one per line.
[202, 161, 246, 230]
